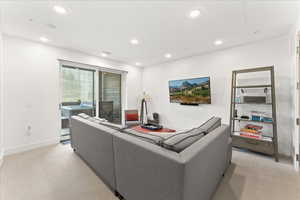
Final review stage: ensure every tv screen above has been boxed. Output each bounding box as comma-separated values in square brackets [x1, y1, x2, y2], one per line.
[169, 77, 211, 104]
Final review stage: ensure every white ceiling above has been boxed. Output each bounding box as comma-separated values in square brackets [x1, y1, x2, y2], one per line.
[1, 1, 300, 67]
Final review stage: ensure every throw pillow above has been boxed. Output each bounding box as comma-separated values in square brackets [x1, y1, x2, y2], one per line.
[126, 113, 139, 121]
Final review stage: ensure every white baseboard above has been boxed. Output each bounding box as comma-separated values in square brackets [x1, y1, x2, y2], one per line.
[4, 137, 60, 156]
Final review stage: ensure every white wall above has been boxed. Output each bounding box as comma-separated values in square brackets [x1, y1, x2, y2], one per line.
[3, 35, 143, 155]
[0, 10, 4, 166]
[289, 17, 300, 169]
[143, 36, 293, 156]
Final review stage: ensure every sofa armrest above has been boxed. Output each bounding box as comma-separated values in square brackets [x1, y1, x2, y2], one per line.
[113, 132, 184, 200]
[179, 125, 230, 200]
[70, 116, 118, 191]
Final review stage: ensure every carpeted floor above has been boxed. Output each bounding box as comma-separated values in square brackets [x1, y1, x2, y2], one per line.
[213, 149, 300, 200]
[0, 144, 299, 200]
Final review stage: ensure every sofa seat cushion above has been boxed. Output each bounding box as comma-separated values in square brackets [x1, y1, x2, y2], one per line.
[162, 128, 205, 152]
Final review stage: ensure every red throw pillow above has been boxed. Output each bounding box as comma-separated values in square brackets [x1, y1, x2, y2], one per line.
[126, 113, 139, 121]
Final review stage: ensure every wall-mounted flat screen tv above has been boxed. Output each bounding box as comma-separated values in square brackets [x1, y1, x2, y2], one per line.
[169, 77, 211, 104]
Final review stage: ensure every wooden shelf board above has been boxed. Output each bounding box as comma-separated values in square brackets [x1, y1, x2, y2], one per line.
[234, 118, 273, 124]
[234, 84, 272, 88]
[234, 102, 272, 105]
[232, 132, 273, 142]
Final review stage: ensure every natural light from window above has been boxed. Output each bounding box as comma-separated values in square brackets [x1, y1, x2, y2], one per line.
[62, 66, 94, 103]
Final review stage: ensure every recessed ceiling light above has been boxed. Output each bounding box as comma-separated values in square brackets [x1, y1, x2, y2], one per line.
[101, 51, 111, 57]
[130, 39, 139, 45]
[189, 9, 201, 19]
[165, 53, 172, 58]
[53, 5, 67, 14]
[214, 40, 223, 46]
[135, 62, 142, 66]
[40, 37, 49, 42]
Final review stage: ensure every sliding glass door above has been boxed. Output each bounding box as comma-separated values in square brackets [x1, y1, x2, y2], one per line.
[98, 71, 122, 124]
[59, 64, 123, 143]
[60, 65, 95, 142]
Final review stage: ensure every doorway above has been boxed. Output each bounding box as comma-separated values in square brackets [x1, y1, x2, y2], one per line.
[60, 65, 96, 142]
[59, 61, 125, 143]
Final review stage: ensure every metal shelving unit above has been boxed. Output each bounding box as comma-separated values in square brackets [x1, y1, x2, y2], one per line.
[230, 66, 279, 162]
[234, 118, 274, 124]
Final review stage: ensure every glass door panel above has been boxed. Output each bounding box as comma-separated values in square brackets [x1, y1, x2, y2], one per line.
[99, 71, 121, 124]
[60, 65, 95, 142]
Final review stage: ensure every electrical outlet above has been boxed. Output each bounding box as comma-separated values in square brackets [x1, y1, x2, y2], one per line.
[26, 125, 32, 136]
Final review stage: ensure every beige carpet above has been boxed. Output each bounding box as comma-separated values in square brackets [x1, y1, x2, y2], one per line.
[0, 144, 299, 200]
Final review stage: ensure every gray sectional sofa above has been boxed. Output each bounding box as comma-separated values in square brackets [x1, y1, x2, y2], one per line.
[70, 116, 232, 200]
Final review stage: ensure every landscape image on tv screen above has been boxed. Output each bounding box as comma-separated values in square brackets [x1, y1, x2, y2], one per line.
[169, 77, 211, 104]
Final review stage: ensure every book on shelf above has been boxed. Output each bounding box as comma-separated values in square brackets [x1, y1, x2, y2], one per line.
[239, 132, 261, 139]
[245, 124, 263, 130]
[238, 129, 262, 139]
[234, 131, 273, 141]
[240, 128, 261, 134]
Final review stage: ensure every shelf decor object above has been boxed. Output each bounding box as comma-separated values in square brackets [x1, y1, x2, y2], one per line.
[229, 66, 279, 162]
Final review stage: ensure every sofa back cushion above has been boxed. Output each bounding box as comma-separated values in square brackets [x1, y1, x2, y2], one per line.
[199, 117, 221, 134]
[119, 117, 222, 153]
[100, 121, 125, 130]
[122, 129, 165, 145]
[162, 128, 205, 152]
[162, 117, 222, 152]
[77, 114, 125, 131]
